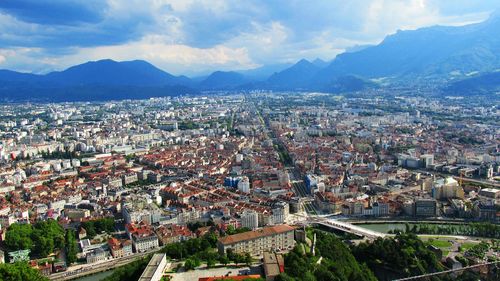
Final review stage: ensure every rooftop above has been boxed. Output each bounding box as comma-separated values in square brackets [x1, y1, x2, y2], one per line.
[218, 224, 295, 245]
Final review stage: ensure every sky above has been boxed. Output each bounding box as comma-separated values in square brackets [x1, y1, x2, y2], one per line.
[0, 0, 499, 76]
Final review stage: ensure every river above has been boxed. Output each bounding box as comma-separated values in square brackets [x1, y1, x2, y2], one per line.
[355, 222, 468, 234]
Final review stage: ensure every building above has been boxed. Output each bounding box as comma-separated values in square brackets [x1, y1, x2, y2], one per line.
[271, 202, 289, 224]
[372, 202, 389, 217]
[262, 252, 284, 281]
[154, 224, 196, 245]
[305, 174, 319, 194]
[414, 198, 437, 217]
[86, 248, 108, 264]
[108, 237, 133, 258]
[237, 176, 250, 193]
[420, 154, 434, 168]
[138, 253, 168, 281]
[432, 177, 464, 200]
[217, 224, 295, 256]
[199, 276, 262, 281]
[240, 210, 259, 230]
[474, 201, 497, 222]
[479, 188, 500, 204]
[126, 224, 160, 253]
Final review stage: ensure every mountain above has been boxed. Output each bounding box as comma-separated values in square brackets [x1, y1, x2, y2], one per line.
[314, 12, 500, 84]
[45, 59, 191, 86]
[266, 59, 321, 89]
[446, 71, 500, 95]
[199, 71, 249, 90]
[0, 59, 197, 102]
[312, 58, 329, 68]
[0, 70, 41, 82]
[323, 75, 378, 93]
[237, 63, 293, 81]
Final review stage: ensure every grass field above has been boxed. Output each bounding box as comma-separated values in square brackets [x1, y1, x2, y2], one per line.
[428, 240, 452, 248]
[459, 242, 478, 252]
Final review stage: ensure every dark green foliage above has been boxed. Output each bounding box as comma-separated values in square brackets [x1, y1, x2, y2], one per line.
[278, 230, 377, 281]
[464, 241, 490, 259]
[0, 262, 49, 281]
[5, 224, 33, 252]
[65, 229, 78, 265]
[80, 218, 115, 238]
[101, 255, 152, 281]
[395, 222, 500, 239]
[184, 257, 201, 270]
[5, 220, 65, 259]
[40, 150, 78, 160]
[352, 233, 444, 281]
[225, 225, 251, 236]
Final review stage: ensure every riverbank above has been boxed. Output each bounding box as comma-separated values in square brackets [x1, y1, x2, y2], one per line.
[354, 221, 500, 239]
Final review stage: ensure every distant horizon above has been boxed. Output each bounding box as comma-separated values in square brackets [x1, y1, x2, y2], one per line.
[0, 0, 499, 76]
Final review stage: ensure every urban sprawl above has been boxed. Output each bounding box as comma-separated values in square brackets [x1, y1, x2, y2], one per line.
[0, 92, 498, 280]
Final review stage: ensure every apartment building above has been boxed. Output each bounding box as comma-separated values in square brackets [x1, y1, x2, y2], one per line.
[217, 224, 295, 256]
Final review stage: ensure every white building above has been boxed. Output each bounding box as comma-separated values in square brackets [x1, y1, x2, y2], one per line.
[237, 176, 250, 193]
[240, 210, 259, 230]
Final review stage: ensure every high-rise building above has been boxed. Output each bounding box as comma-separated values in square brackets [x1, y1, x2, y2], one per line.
[240, 210, 258, 230]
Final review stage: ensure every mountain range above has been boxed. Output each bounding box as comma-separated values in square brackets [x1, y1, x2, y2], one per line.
[2, 12, 500, 101]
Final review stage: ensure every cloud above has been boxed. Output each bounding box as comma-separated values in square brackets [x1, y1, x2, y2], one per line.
[0, 0, 108, 25]
[0, 0, 499, 75]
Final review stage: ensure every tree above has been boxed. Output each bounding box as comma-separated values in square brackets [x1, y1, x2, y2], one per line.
[244, 253, 253, 266]
[219, 254, 230, 266]
[102, 255, 151, 281]
[184, 258, 199, 271]
[5, 224, 33, 252]
[66, 230, 78, 265]
[5, 220, 65, 259]
[206, 258, 216, 268]
[0, 262, 49, 281]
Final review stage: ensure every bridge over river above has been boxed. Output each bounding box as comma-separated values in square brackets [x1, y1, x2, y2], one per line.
[296, 214, 386, 239]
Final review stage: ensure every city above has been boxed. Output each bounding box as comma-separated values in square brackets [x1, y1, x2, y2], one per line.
[0, 92, 498, 280]
[0, 1, 500, 281]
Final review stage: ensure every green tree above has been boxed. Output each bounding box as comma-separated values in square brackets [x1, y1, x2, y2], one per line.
[206, 258, 216, 268]
[244, 252, 253, 266]
[102, 255, 151, 281]
[66, 230, 78, 265]
[5, 224, 33, 252]
[0, 262, 49, 281]
[5, 220, 65, 259]
[219, 254, 230, 266]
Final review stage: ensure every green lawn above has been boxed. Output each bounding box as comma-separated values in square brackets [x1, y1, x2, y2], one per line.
[459, 242, 479, 252]
[429, 240, 452, 248]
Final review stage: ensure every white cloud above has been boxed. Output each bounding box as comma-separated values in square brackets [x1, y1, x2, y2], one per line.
[0, 0, 498, 74]
[39, 35, 257, 75]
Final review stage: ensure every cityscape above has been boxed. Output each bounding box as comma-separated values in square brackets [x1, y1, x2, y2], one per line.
[0, 1, 499, 281]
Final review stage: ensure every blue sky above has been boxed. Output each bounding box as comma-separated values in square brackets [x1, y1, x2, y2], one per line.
[0, 0, 499, 76]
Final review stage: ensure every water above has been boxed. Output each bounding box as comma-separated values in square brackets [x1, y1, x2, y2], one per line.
[356, 223, 408, 233]
[356, 222, 466, 234]
[70, 269, 115, 281]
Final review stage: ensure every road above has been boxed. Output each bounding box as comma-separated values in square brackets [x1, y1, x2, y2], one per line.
[289, 168, 318, 215]
[255, 104, 319, 215]
[49, 248, 160, 281]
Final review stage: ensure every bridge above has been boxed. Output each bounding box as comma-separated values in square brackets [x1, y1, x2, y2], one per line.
[295, 214, 386, 239]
